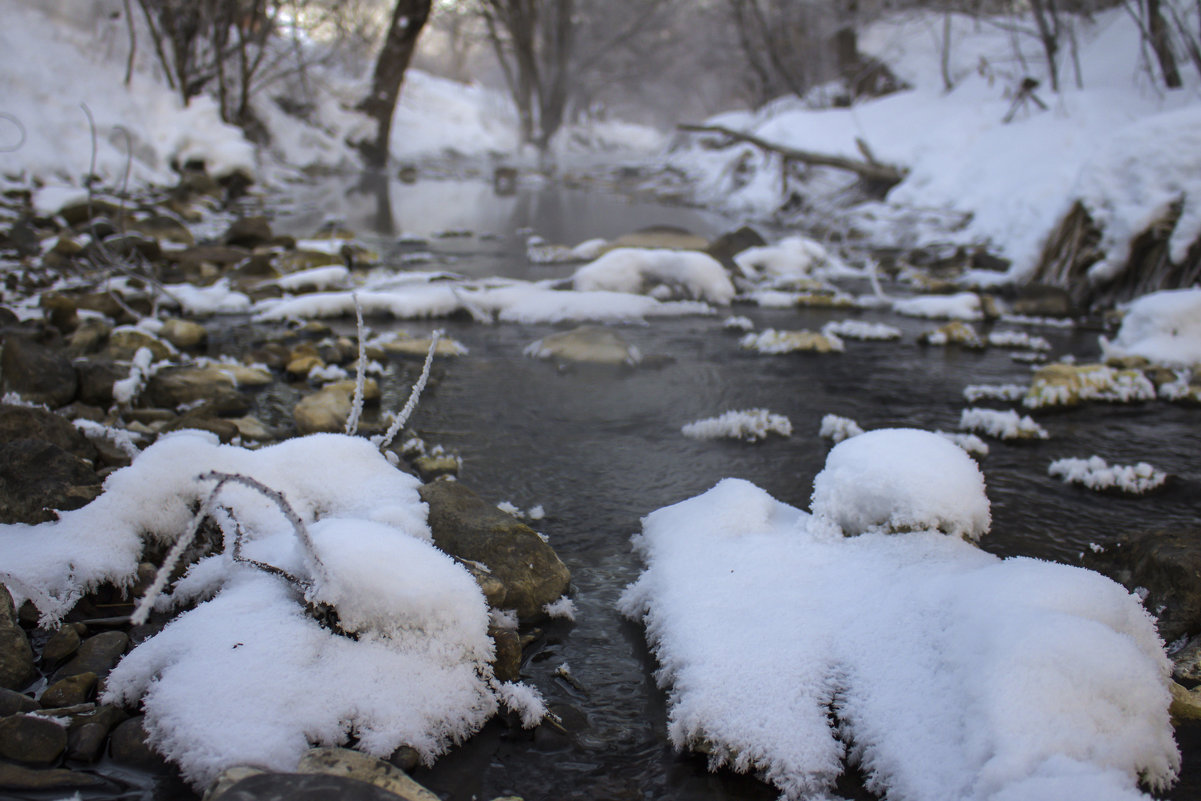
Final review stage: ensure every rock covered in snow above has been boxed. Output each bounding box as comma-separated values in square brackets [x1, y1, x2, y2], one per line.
[1023, 363, 1156, 408]
[572, 247, 735, 305]
[740, 328, 844, 354]
[524, 326, 642, 366]
[811, 428, 990, 540]
[1100, 288, 1201, 368]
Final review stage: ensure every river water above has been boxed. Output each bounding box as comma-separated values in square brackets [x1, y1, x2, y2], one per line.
[223, 176, 1201, 799]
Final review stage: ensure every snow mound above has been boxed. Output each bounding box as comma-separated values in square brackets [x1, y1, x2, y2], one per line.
[621, 462, 1178, 800]
[0, 431, 542, 786]
[1048, 456, 1167, 495]
[681, 409, 792, 443]
[572, 248, 735, 305]
[893, 292, 984, 321]
[1100, 289, 1201, 368]
[811, 428, 990, 540]
[821, 319, 902, 341]
[733, 235, 850, 280]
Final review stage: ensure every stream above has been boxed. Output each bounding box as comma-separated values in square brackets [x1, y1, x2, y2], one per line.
[88, 175, 1201, 801]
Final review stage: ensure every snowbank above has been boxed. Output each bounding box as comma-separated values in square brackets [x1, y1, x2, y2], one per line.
[572, 248, 735, 305]
[668, 8, 1201, 286]
[1100, 288, 1201, 367]
[621, 429, 1178, 801]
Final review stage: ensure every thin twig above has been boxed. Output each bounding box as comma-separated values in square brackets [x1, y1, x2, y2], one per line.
[0, 112, 26, 153]
[373, 330, 442, 451]
[345, 292, 367, 436]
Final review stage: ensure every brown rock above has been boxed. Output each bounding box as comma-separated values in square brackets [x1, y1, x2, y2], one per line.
[40, 672, 97, 708]
[0, 440, 102, 524]
[0, 585, 35, 690]
[0, 336, 78, 407]
[108, 716, 165, 768]
[0, 404, 96, 461]
[0, 714, 67, 765]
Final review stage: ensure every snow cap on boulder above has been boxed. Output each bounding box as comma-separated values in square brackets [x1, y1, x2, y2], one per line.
[811, 427, 990, 540]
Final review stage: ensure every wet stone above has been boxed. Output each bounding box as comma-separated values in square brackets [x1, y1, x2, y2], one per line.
[0, 404, 96, 461]
[40, 672, 97, 708]
[296, 746, 441, 801]
[0, 714, 68, 765]
[108, 716, 165, 768]
[215, 772, 415, 801]
[66, 721, 108, 762]
[204, 765, 267, 801]
[53, 631, 129, 682]
[0, 439, 103, 524]
[0, 688, 38, 716]
[0, 336, 78, 407]
[159, 318, 208, 349]
[104, 328, 175, 362]
[41, 623, 85, 667]
[0, 761, 110, 792]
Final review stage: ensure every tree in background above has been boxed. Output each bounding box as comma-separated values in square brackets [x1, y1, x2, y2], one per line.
[354, 0, 433, 167]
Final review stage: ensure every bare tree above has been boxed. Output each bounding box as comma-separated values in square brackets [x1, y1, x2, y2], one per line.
[354, 0, 434, 168]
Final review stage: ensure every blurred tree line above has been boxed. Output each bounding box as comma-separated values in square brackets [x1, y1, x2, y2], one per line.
[115, 0, 1201, 164]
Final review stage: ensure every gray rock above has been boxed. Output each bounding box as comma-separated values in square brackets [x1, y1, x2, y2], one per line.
[296, 747, 440, 801]
[0, 585, 35, 691]
[421, 480, 571, 621]
[224, 216, 274, 249]
[66, 721, 108, 762]
[40, 672, 97, 708]
[0, 688, 38, 716]
[204, 765, 268, 801]
[0, 714, 68, 765]
[108, 715, 165, 768]
[53, 631, 129, 682]
[0, 404, 97, 461]
[1083, 528, 1201, 643]
[215, 772, 414, 801]
[0, 761, 110, 791]
[144, 365, 244, 409]
[705, 225, 766, 272]
[104, 328, 175, 362]
[525, 326, 641, 367]
[40, 623, 84, 666]
[0, 336, 78, 407]
[74, 358, 124, 407]
[0, 439, 103, 524]
[160, 318, 208, 349]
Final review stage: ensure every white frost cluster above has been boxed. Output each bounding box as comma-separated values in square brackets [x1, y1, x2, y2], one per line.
[572, 247, 735, 305]
[682, 409, 793, 443]
[543, 595, 577, 621]
[987, 330, 1051, 351]
[937, 431, 990, 457]
[963, 383, 1027, 403]
[960, 408, 1049, 440]
[621, 429, 1178, 801]
[819, 414, 864, 443]
[820, 319, 902, 341]
[739, 329, 845, 354]
[1023, 366, 1156, 408]
[1049, 456, 1167, 495]
[722, 315, 754, 332]
[0, 431, 540, 786]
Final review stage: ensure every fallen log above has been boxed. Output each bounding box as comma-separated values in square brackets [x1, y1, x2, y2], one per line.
[678, 123, 907, 187]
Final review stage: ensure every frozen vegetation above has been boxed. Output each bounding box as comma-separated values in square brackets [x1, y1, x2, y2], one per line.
[960, 408, 1050, 441]
[681, 409, 793, 443]
[1049, 456, 1168, 495]
[621, 429, 1178, 801]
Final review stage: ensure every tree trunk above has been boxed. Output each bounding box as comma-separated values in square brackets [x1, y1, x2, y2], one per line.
[355, 0, 433, 169]
[1146, 0, 1183, 88]
[1029, 0, 1061, 92]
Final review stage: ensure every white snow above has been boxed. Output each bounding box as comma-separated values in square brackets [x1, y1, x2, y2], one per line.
[543, 595, 577, 621]
[1100, 288, 1201, 367]
[1048, 456, 1167, 495]
[821, 319, 902, 341]
[0, 430, 545, 786]
[681, 409, 793, 443]
[740, 329, 844, 354]
[572, 248, 735, 305]
[988, 331, 1052, 351]
[964, 383, 1027, 403]
[620, 430, 1178, 801]
[811, 428, 990, 540]
[961, 408, 1050, 440]
[733, 235, 852, 280]
[893, 292, 984, 321]
[819, 414, 864, 443]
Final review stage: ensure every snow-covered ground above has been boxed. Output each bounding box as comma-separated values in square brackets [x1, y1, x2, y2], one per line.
[667, 8, 1201, 289]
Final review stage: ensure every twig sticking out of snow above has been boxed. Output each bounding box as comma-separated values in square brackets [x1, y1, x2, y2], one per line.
[373, 330, 442, 451]
[345, 293, 367, 436]
[131, 471, 327, 625]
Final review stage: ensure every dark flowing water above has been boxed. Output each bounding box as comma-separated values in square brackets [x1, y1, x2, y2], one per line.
[268, 176, 1201, 801]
